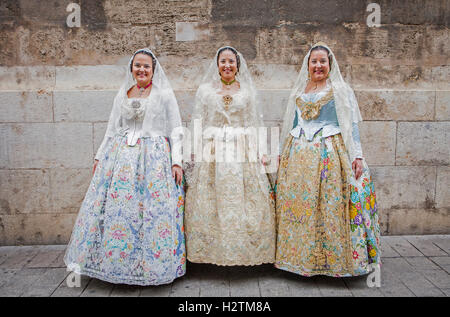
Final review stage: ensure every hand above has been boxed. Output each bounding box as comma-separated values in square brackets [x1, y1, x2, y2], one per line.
[92, 160, 99, 175]
[261, 154, 270, 166]
[172, 165, 183, 186]
[352, 158, 363, 180]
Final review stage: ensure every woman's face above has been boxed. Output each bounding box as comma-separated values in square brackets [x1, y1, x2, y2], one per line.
[217, 49, 238, 82]
[131, 53, 153, 86]
[308, 49, 330, 82]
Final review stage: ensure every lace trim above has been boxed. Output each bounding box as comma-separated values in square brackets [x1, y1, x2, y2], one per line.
[122, 98, 146, 120]
[188, 257, 275, 267]
[296, 88, 334, 121]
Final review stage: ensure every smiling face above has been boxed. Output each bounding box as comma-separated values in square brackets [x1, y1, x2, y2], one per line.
[131, 53, 153, 87]
[217, 49, 238, 82]
[308, 49, 330, 82]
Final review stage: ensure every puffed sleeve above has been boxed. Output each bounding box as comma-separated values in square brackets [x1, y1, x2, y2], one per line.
[164, 88, 183, 167]
[351, 122, 363, 159]
[94, 96, 122, 161]
[349, 88, 363, 160]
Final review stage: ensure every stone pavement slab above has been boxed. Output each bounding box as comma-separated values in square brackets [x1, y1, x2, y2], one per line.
[229, 268, 261, 297]
[382, 236, 424, 257]
[404, 236, 448, 257]
[0, 235, 448, 297]
[80, 278, 114, 297]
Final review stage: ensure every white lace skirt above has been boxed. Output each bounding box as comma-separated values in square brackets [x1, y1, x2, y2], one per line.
[185, 160, 276, 266]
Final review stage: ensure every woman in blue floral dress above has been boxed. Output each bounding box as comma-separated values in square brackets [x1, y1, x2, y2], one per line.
[64, 48, 186, 285]
[275, 43, 381, 277]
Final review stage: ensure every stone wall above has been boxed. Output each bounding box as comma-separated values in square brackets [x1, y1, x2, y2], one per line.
[0, 0, 449, 245]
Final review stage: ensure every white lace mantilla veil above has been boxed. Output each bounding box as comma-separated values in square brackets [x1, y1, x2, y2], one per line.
[102, 47, 183, 150]
[189, 46, 264, 129]
[185, 46, 266, 182]
[279, 42, 363, 162]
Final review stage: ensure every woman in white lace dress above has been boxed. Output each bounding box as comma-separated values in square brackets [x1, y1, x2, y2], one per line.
[64, 48, 186, 285]
[184, 46, 276, 266]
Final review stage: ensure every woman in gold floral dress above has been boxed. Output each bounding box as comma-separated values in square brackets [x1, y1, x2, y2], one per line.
[275, 42, 381, 277]
[184, 46, 276, 266]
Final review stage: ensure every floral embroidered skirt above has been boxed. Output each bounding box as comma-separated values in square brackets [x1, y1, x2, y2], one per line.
[64, 135, 186, 285]
[275, 132, 381, 277]
[185, 161, 276, 266]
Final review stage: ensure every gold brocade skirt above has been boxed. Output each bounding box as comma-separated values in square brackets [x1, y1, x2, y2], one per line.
[275, 132, 380, 277]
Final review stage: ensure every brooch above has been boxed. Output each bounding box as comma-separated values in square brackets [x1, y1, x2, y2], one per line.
[223, 95, 233, 110]
[295, 89, 334, 121]
[131, 99, 141, 109]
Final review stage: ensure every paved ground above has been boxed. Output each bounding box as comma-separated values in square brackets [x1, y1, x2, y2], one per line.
[0, 235, 449, 297]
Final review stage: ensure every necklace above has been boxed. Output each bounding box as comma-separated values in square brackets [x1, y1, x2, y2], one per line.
[137, 81, 152, 96]
[137, 81, 152, 90]
[221, 78, 236, 86]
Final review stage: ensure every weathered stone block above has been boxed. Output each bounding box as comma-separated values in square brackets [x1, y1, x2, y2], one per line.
[248, 64, 299, 90]
[0, 91, 53, 123]
[93, 122, 107, 156]
[0, 213, 77, 245]
[0, 66, 55, 90]
[257, 89, 290, 121]
[350, 64, 434, 90]
[0, 170, 51, 215]
[176, 22, 210, 41]
[15, 0, 76, 25]
[18, 26, 66, 65]
[436, 167, 450, 209]
[104, 0, 209, 24]
[0, 30, 17, 66]
[51, 24, 164, 65]
[357, 90, 435, 121]
[174, 90, 195, 122]
[255, 26, 313, 65]
[359, 121, 396, 165]
[370, 166, 436, 210]
[388, 209, 450, 235]
[396, 122, 450, 166]
[54, 90, 115, 122]
[55, 66, 124, 90]
[162, 57, 210, 91]
[0, 123, 93, 169]
[378, 206, 389, 235]
[49, 168, 91, 214]
[432, 66, 450, 90]
[436, 90, 450, 120]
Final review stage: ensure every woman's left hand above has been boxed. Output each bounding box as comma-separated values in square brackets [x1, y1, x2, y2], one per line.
[352, 158, 363, 180]
[261, 154, 270, 166]
[172, 165, 183, 186]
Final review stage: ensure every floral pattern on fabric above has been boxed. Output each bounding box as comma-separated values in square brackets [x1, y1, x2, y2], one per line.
[64, 135, 186, 285]
[275, 131, 380, 277]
